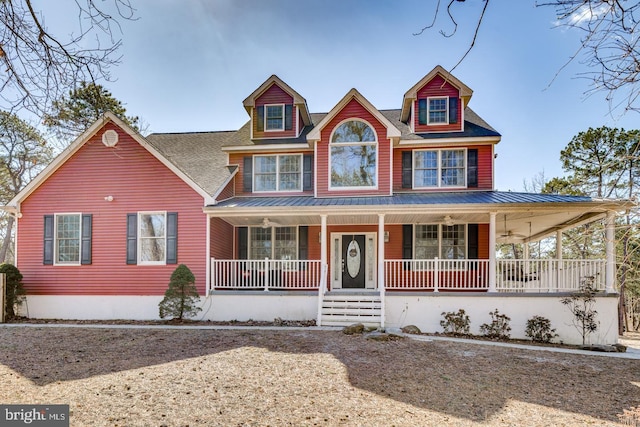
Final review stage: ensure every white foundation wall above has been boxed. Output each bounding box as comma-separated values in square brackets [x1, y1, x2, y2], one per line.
[385, 293, 619, 345]
[22, 293, 318, 322]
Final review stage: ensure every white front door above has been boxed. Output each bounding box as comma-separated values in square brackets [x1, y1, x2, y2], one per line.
[331, 233, 376, 290]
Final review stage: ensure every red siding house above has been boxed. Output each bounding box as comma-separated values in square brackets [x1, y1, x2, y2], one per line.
[4, 66, 630, 344]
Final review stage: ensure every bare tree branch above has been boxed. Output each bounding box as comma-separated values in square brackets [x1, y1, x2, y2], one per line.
[0, 1, 136, 116]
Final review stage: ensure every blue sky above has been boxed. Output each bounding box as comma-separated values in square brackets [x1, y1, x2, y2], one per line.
[36, 0, 639, 191]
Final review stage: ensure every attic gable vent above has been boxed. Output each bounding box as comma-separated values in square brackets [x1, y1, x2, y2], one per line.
[102, 129, 119, 147]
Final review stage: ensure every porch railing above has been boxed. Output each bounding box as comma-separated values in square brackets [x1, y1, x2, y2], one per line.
[210, 258, 322, 290]
[211, 258, 606, 293]
[384, 259, 606, 292]
[384, 259, 490, 291]
[496, 259, 605, 292]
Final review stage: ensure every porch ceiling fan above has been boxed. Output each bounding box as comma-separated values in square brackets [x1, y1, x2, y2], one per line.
[261, 217, 282, 228]
[499, 214, 525, 239]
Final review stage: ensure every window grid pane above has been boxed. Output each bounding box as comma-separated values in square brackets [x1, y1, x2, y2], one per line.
[414, 151, 438, 187]
[274, 227, 297, 260]
[441, 225, 466, 260]
[56, 215, 80, 263]
[250, 227, 272, 259]
[265, 105, 283, 130]
[441, 150, 465, 187]
[429, 98, 447, 124]
[415, 224, 438, 259]
[254, 156, 277, 191]
[278, 155, 301, 191]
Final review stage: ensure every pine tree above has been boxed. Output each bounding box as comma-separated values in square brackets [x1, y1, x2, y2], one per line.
[158, 264, 202, 320]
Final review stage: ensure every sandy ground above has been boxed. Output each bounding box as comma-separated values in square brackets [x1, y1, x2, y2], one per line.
[0, 326, 639, 426]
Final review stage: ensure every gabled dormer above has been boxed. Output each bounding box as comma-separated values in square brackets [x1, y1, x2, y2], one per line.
[400, 65, 473, 134]
[243, 75, 312, 140]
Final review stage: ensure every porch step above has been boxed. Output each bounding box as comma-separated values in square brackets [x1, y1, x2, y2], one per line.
[320, 294, 382, 327]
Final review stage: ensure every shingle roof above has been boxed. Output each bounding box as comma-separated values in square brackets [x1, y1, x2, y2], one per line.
[145, 108, 499, 197]
[145, 131, 237, 196]
[208, 191, 594, 209]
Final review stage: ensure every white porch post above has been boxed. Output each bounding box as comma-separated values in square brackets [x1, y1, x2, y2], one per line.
[317, 214, 328, 327]
[205, 214, 211, 295]
[556, 230, 563, 292]
[320, 214, 328, 281]
[378, 213, 386, 328]
[605, 210, 616, 293]
[489, 212, 497, 292]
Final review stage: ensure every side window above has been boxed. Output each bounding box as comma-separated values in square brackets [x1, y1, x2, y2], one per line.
[127, 212, 177, 265]
[44, 213, 92, 265]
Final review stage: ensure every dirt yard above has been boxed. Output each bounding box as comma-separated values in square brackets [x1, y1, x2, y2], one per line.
[0, 326, 639, 426]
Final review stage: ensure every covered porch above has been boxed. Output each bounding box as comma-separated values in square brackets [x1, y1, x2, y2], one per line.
[204, 192, 626, 333]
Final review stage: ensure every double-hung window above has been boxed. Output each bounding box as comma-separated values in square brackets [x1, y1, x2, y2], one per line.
[428, 97, 448, 124]
[265, 104, 284, 131]
[126, 211, 177, 265]
[415, 224, 466, 260]
[254, 154, 302, 192]
[414, 149, 465, 188]
[55, 213, 81, 264]
[249, 226, 297, 261]
[44, 213, 91, 266]
[138, 212, 166, 264]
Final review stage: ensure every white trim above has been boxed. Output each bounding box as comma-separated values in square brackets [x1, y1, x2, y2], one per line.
[426, 96, 449, 125]
[137, 211, 168, 266]
[328, 118, 379, 191]
[206, 213, 211, 293]
[398, 136, 500, 146]
[210, 166, 239, 202]
[222, 144, 311, 153]
[253, 154, 303, 193]
[307, 88, 401, 142]
[53, 213, 83, 266]
[264, 103, 285, 132]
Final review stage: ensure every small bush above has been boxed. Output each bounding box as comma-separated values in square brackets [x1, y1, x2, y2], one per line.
[479, 309, 511, 340]
[525, 315, 558, 343]
[440, 309, 470, 335]
[0, 263, 25, 318]
[158, 264, 202, 320]
[561, 276, 599, 345]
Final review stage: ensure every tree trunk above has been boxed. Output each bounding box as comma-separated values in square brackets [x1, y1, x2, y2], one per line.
[0, 215, 15, 264]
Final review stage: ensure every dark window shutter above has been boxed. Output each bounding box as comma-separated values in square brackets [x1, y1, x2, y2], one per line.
[468, 224, 479, 259]
[418, 99, 427, 125]
[166, 212, 178, 264]
[298, 226, 308, 260]
[238, 227, 248, 260]
[449, 97, 458, 124]
[303, 154, 313, 191]
[243, 157, 253, 193]
[256, 106, 264, 132]
[402, 151, 412, 188]
[126, 213, 137, 265]
[285, 104, 293, 130]
[43, 215, 54, 265]
[402, 224, 413, 271]
[81, 214, 92, 265]
[467, 149, 478, 188]
[467, 223, 479, 271]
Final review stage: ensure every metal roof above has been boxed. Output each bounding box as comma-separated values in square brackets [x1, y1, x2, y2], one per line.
[209, 191, 594, 209]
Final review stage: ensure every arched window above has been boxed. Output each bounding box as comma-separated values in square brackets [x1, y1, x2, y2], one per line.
[330, 120, 377, 188]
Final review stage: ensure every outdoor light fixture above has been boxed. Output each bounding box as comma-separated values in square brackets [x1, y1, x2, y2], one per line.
[104, 195, 114, 202]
